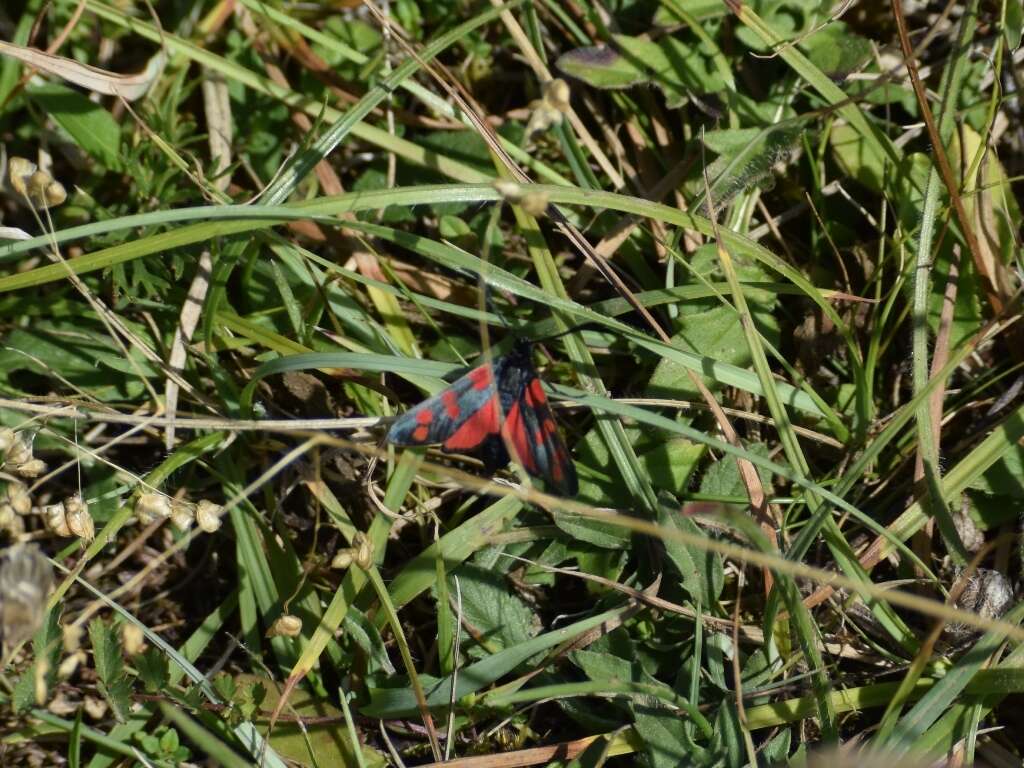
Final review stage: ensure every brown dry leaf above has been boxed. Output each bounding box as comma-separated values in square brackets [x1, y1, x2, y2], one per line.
[0, 40, 164, 101]
[387, 257, 478, 305]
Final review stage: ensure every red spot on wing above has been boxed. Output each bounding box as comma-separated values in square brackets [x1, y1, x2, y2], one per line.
[442, 389, 461, 418]
[502, 402, 536, 472]
[416, 409, 433, 425]
[444, 396, 499, 451]
[469, 365, 494, 390]
[550, 458, 564, 482]
[525, 378, 546, 406]
[412, 425, 429, 441]
[534, 429, 544, 446]
[543, 418, 557, 434]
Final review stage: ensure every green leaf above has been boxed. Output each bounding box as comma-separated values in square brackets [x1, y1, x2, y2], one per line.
[0, 324, 151, 400]
[12, 609, 60, 714]
[614, 34, 725, 105]
[88, 619, 124, 687]
[694, 125, 803, 209]
[135, 648, 169, 693]
[734, 0, 818, 52]
[801, 22, 872, 78]
[711, 701, 743, 767]
[449, 564, 538, 655]
[762, 728, 791, 762]
[556, 45, 648, 90]
[969, 442, 1024, 495]
[571, 648, 650, 685]
[699, 441, 774, 499]
[647, 302, 780, 400]
[100, 677, 133, 723]
[1007, 0, 1023, 50]
[69, 707, 83, 768]
[27, 82, 122, 169]
[657, 507, 724, 607]
[633, 700, 709, 767]
[573, 547, 627, 592]
[553, 513, 632, 549]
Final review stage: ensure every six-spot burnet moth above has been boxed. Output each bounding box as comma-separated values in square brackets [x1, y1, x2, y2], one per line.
[386, 339, 578, 496]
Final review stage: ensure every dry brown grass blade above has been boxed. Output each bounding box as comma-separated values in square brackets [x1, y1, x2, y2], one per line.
[415, 731, 636, 768]
[0, 40, 164, 101]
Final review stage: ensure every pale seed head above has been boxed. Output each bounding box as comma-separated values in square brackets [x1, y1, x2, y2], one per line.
[267, 614, 302, 638]
[195, 500, 222, 533]
[134, 493, 172, 524]
[41, 502, 71, 537]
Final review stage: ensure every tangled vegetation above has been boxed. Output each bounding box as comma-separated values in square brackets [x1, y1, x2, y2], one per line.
[0, 0, 1022, 765]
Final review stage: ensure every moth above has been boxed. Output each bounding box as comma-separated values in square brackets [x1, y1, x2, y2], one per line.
[387, 341, 578, 496]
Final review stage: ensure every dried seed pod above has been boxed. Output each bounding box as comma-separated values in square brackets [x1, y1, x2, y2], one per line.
[27, 170, 66, 207]
[134, 493, 172, 524]
[5, 433, 33, 467]
[121, 622, 146, 656]
[0, 428, 15, 454]
[330, 550, 354, 571]
[526, 79, 571, 138]
[544, 78, 571, 113]
[7, 157, 36, 197]
[65, 495, 94, 542]
[0, 504, 15, 529]
[267, 614, 302, 638]
[526, 103, 562, 137]
[3, 515, 24, 536]
[41, 502, 71, 537]
[7, 483, 32, 516]
[34, 658, 49, 705]
[0, 544, 55, 651]
[170, 501, 194, 532]
[62, 624, 83, 653]
[14, 459, 47, 478]
[58, 650, 86, 679]
[491, 179, 550, 216]
[353, 532, 374, 570]
[195, 500, 222, 533]
[83, 695, 107, 720]
[7, 158, 65, 208]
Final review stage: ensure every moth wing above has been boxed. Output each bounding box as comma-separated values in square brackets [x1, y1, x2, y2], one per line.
[387, 361, 500, 451]
[502, 376, 578, 496]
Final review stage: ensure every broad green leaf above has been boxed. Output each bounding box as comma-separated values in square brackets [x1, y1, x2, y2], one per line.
[448, 564, 538, 656]
[647, 302, 780, 400]
[1007, 0, 1024, 50]
[830, 121, 889, 192]
[556, 46, 648, 90]
[135, 648, 169, 693]
[711, 700, 743, 767]
[12, 609, 60, 714]
[0, 325, 152, 400]
[968, 443, 1024, 497]
[571, 648, 653, 686]
[27, 82, 121, 169]
[88, 618, 124, 687]
[693, 124, 803, 209]
[699, 441, 774, 500]
[801, 22, 872, 78]
[733, 0, 819, 52]
[613, 34, 725, 105]
[657, 508, 725, 607]
[633, 700, 710, 768]
[573, 547, 628, 592]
